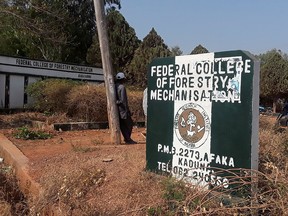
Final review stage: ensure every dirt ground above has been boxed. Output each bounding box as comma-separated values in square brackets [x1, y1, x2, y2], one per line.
[1, 113, 288, 215]
[0, 113, 164, 215]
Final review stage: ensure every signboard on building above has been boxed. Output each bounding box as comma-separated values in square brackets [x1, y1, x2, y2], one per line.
[0, 55, 104, 109]
[146, 50, 259, 189]
[0, 55, 104, 81]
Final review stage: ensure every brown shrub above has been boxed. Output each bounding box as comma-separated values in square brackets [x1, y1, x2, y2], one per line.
[26, 79, 81, 113]
[66, 84, 108, 122]
[258, 115, 288, 215]
[128, 90, 145, 123]
[0, 164, 29, 215]
[66, 84, 145, 123]
[27, 79, 145, 123]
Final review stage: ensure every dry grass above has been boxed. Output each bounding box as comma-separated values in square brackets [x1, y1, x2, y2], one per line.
[128, 90, 145, 123]
[0, 201, 12, 216]
[0, 164, 29, 216]
[1, 113, 288, 215]
[28, 147, 164, 216]
[66, 84, 145, 123]
[26, 80, 145, 123]
[156, 115, 288, 215]
[0, 112, 46, 129]
[154, 115, 288, 215]
[66, 84, 108, 122]
[0, 112, 72, 130]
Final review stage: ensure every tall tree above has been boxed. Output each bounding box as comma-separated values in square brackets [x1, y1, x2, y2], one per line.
[259, 49, 288, 111]
[190, 44, 209, 54]
[0, 0, 121, 63]
[0, 0, 72, 61]
[0, 0, 26, 56]
[61, 0, 97, 63]
[126, 28, 171, 88]
[59, 0, 121, 63]
[170, 46, 183, 56]
[86, 9, 140, 71]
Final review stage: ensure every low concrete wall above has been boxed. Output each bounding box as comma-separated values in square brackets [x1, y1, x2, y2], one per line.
[53, 121, 145, 131]
[0, 133, 42, 199]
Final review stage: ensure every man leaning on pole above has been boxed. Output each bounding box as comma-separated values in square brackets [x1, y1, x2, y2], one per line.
[115, 72, 137, 144]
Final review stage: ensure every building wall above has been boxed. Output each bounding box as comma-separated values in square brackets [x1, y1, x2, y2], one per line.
[0, 74, 5, 108]
[9, 75, 24, 109]
[0, 55, 104, 109]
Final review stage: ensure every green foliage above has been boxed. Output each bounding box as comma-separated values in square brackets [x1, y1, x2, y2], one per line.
[14, 126, 52, 140]
[26, 79, 83, 113]
[170, 46, 183, 56]
[142, 29, 167, 48]
[71, 144, 98, 153]
[260, 50, 288, 99]
[86, 37, 102, 68]
[86, 9, 140, 71]
[61, 0, 96, 64]
[126, 28, 171, 88]
[161, 177, 187, 212]
[147, 206, 163, 216]
[0, 0, 72, 61]
[0, 0, 121, 63]
[0, 1, 26, 56]
[190, 44, 209, 54]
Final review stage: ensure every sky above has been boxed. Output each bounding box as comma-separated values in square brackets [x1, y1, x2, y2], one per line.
[120, 0, 288, 56]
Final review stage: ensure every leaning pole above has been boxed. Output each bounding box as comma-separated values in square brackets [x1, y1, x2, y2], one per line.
[93, 0, 121, 144]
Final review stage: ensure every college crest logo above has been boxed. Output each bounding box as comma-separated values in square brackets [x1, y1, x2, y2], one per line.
[174, 103, 211, 149]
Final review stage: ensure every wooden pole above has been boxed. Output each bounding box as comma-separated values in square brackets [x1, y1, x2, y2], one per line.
[93, 0, 121, 144]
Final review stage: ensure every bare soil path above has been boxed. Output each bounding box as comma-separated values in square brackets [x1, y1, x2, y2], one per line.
[0, 113, 163, 215]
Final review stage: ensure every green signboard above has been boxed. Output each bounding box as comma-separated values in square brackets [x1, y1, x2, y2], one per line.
[146, 50, 259, 189]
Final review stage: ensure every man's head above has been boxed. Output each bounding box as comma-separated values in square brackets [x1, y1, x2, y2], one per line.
[116, 72, 126, 81]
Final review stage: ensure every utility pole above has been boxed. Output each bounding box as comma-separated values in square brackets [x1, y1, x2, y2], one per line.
[93, 0, 121, 144]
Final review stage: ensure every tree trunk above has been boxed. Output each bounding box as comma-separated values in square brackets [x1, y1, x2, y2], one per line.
[93, 0, 121, 144]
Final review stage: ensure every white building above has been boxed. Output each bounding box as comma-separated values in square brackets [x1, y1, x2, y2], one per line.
[0, 55, 104, 109]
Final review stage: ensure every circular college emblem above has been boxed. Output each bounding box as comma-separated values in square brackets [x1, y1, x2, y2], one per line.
[174, 103, 210, 149]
